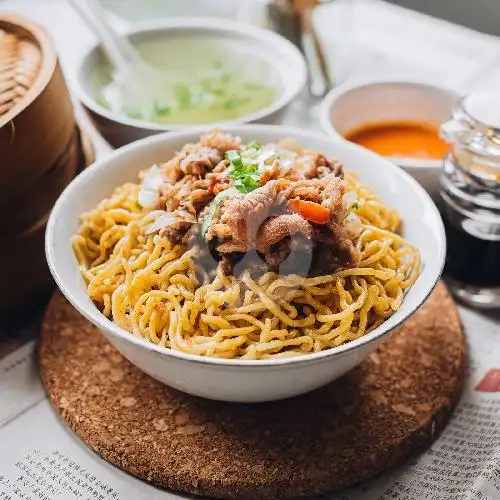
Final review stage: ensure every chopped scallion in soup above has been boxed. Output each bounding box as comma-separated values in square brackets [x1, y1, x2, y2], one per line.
[91, 36, 278, 125]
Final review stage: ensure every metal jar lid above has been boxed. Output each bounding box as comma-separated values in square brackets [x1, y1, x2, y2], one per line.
[441, 91, 500, 185]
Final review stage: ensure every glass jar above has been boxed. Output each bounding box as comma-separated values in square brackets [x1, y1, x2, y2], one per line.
[440, 91, 500, 308]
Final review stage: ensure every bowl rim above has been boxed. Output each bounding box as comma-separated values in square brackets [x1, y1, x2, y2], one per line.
[72, 17, 307, 131]
[46, 124, 446, 368]
[319, 76, 461, 170]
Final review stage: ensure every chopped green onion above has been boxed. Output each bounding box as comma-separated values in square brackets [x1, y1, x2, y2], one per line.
[226, 150, 244, 169]
[211, 61, 231, 82]
[172, 83, 192, 109]
[245, 82, 266, 91]
[152, 100, 171, 117]
[234, 172, 261, 193]
[220, 95, 250, 110]
[245, 141, 261, 151]
[223, 141, 273, 194]
[200, 77, 224, 95]
[122, 105, 143, 120]
[344, 201, 360, 220]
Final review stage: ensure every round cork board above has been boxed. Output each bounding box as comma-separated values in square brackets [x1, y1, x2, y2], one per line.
[39, 282, 466, 500]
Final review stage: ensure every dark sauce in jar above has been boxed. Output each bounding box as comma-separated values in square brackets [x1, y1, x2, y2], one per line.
[442, 212, 500, 287]
[439, 91, 500, 307]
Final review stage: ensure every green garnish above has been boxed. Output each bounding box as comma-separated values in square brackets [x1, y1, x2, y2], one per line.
[152, 100, 171, 117]
[246, 141, 262, 151]
[212, 61, 230, 81]
[201, 142, 271, 237]
[226, 150, 244, 170]
[172, 83, 192, 109]
[201, 188, 241, 237]
[245, 82, 266, 91]
[234, 172, 261, 193]
[121, 105, 143, 120]
[344, 201, 360, 220]
[225, 142, 264, 194]
[200, 77, 224, 95]
[220, 95, 250, 110]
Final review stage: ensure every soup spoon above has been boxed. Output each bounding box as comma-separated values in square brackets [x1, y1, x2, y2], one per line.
[70, 0, 176, 120]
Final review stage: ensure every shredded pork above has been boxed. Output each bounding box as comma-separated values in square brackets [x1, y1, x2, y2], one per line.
[219, 181, 284, 244]
[145, 130, 360, 276]
[255, 214, 312, 252]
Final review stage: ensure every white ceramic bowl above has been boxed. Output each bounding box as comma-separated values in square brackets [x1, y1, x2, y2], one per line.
[320, 77, 460, 201]
[73, 18, 307, 148]
[46, 125, 445, 403]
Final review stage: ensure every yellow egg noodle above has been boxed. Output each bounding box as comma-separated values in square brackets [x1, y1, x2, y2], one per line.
[73, 149, 421, 360]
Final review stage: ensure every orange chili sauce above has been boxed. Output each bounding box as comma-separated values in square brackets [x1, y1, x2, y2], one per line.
[344, 121, 449, 160]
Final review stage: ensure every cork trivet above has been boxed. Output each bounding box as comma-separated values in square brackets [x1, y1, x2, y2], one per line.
[39, 282, 466, 500]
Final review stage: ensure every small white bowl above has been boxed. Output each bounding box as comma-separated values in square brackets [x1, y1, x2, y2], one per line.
[73, 18, 307, 147]
[46, 125, 445, 403]
[320, 77, 460, 201]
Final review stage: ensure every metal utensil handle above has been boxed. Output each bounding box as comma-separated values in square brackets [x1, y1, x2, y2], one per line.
[299, 7, 332, 98]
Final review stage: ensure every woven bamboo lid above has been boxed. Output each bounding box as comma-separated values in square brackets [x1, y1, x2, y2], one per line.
[0, 26, 41, 116]
[0, 15, 75, 189]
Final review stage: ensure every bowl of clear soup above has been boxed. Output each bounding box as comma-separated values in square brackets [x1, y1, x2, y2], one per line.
[74, 18, 307, 147]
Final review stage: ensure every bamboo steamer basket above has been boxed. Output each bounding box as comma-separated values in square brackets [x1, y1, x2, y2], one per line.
[0, 212, 53, 316]
[0, 15, 75, 187]
[0, 15, 87, 319]
[0, 129, 80, 233]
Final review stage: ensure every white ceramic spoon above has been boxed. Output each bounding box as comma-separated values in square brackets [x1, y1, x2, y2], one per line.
[70, 0, 175, 120]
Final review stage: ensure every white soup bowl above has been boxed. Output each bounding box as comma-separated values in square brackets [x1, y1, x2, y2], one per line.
[73, 18, 307, 148]
[321, 77, 460, 201]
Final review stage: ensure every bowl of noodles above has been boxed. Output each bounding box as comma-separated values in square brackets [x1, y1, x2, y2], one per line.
[46, 126, 445, 402]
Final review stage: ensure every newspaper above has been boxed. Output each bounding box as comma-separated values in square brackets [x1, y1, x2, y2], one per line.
[0, 306, 499, 500]
[332, 307, 500, 500]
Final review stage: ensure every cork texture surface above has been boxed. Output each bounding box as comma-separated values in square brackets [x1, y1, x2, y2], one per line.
[39, 283, 466, 499]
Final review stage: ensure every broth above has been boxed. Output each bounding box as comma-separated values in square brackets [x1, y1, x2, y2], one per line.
[91, 36, 277, 125]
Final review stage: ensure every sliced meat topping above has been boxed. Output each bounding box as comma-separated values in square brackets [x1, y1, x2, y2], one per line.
[320, 175, 345, 214]
[263, 237, 292, 270]
[161, 131, 238, 184]
[162, 145, 223, 183]
[140, 131, 359, 277]
[282, 152, 344, 181]
[308, 154, 344, 180]
[216, 239, 249, 254]
[162, 222, 193, 245]
[220, 181, 285, 244]
[255, 214, 312, 253]
[310, 224, 361, 275]
[203, 171, 357, 274]
[200, 130, 242, 153]
[208, 223, 232, 240]
[178, 147, 223, 177]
